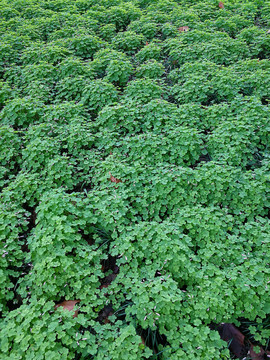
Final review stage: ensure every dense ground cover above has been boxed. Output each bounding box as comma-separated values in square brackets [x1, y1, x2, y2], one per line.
[0, 0, 269, 358]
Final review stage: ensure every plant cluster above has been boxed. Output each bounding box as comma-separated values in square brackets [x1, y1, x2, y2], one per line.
[0, 0, 269, 359]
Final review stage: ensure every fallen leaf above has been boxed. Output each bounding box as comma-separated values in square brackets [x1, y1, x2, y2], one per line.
[100, 284, 109, 289]
[219, 2, 225, 8]
[218, 323, 246, 358]
[55, 300, 80, 318]
[219, 323, 270, 360]
[140, 336, 145, 346]
[179, 26, 189, 32]
[108, 172, 122, 184]
[248, 345, 269, 360]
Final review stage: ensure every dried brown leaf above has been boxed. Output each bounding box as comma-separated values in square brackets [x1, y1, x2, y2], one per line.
[55, 300, 80, 318]
[179, 26, 189, 32]
[219, 323, 245, 358]
[248, 345, 269, 360]
[108, 172, 122, 184]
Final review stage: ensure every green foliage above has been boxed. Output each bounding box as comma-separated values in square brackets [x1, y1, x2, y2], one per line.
[18, 189, 103, 300]
[0, 42, 19, 73]
[128, 18, 159, 40]
[135, 42, 162, 62]
[0, 298, 152, 360]
[55, 76, 91, 102]
[80, 79, 119, 113]
[105, 3, 142, 31]
[206, 121, 262, 167]
[0, 126, 21, 185]
[4, 62, 55, 89]
[57, 56, 91, 78]
[0, 201, 29, 311]
[168, 38, 250, 66]
[98, 126, 203, 166]
[105, 59, 133, 86]
[91, 48, 128, 77]
[0, 0, 269, 359]
[21, 43, 72, 65]
[98, 23, 117, 41]
[170, 60, 270, 105]
[123, 78, 164, 103]
[66, 34, 104, 59]
[96, 98, 180, 135]
[203, 15, 253, 37]
[0, 97, 44, 128]
[0, 81, 14, 107]
[112, 31, 146, 55]
[43, 101, 87, 124]
[135, 60, 165, 79]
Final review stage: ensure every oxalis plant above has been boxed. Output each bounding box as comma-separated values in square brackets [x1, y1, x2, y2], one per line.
[0, 0, 269, 359]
